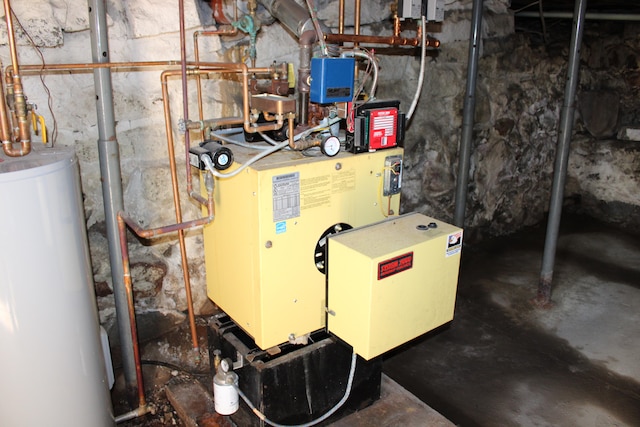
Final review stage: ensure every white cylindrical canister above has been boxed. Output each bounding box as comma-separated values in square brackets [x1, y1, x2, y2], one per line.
[0, 148, 114, 426]
[213, 370, 239, 415]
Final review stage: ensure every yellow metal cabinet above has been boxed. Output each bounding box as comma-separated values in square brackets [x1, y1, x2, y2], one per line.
[327, 213, 462, 360]
[202, 146, 403, 350]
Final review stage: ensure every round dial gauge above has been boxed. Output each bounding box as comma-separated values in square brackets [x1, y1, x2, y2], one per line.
[321, 135, 341, 157]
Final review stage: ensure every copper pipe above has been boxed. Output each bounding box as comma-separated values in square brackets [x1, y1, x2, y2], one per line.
[3, 0, 19, 77]
[338, 0, 345, 34]
[120, 212, 212, 240]
[354, 0, 361, 36]
[0, 66, 11, 143]
[161, 73, 199, 352]
[324, 33, 440, 48]
[2, 0, 31, 157]
[194, 29, 239, 141]
[117, 213, 147, 410]
[116, 210, 213, 408]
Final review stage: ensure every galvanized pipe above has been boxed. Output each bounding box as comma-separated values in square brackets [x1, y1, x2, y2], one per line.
[517, 11, 640, 21]
[88, 0, 136, 393]
[453, 0, 483, 228]
[536, 0, 587, 306]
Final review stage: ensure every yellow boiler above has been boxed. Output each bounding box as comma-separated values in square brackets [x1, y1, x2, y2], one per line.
[202, 145, 404, 350]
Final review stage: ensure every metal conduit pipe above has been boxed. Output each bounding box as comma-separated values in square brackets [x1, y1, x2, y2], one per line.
[88, 0, 137, 395]
[517, 11, 640, 21]
[453, 0, 484, 228]
[535, 0, 588, 307]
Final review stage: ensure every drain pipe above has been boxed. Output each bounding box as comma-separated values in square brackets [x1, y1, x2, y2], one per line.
[453, 0, 483, 228]
[88, 0, 137, 394]
[535, 0, 587, 307]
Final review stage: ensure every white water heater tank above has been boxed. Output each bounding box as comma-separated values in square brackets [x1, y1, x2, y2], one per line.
[0, 147, 114, 426]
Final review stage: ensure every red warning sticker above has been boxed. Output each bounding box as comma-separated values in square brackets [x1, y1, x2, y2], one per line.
[378, 252, 413, 280]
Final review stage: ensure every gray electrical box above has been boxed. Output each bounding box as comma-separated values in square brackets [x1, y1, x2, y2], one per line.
[398, 0, 444, 22]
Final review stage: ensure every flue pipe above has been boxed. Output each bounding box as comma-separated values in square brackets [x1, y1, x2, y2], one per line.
[88, 0, 136, 395]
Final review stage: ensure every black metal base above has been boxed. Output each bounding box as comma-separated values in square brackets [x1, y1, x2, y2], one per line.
[208, 314, 382, 426]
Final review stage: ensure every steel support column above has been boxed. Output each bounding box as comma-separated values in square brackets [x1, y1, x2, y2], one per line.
[535, 0, 588, 306]
[454, 0, 484, 228]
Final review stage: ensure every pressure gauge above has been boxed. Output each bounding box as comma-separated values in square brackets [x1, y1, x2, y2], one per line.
[321, 135, 340, 157]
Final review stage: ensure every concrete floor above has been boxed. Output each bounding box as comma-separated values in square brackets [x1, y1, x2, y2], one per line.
[384, 214, 640, 426]
[114, 213, 640, 426]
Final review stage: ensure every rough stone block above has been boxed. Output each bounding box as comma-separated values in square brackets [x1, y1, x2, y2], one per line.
[123, 1, 201, 38]
[617, 126, 640, 142]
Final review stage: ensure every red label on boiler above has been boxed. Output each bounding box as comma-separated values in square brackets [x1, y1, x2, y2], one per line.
[378, 252, 413, 280]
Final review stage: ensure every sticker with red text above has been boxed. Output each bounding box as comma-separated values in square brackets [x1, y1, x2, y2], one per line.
[378, 252, 413, 280]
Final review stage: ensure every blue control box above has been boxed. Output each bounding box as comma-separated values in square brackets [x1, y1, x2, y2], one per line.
[310, 57, 355, 104]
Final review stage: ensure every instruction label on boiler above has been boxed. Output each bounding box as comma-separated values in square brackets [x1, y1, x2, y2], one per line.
[273, 172, 300, 222]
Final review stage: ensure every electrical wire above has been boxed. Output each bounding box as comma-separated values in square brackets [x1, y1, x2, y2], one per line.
[236, 351, 358, 427]
[341, 49, 379, 99]
[406, 16, 427, 122]
[203, 118, 342, 178]
[305, 0, 328, 56]
[9, 6, 58, 145]
[203, 138, 289, 178]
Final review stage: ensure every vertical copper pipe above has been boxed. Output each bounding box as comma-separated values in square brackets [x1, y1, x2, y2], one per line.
[338, 0, 345, 34]
[3, 0, 19, 77]
[354, 0, 361, 35]
[161, 72, 199, 351]
[117, 214, 147, 410]
[2, 0, 31, 157]
[0, 67, 12, 143]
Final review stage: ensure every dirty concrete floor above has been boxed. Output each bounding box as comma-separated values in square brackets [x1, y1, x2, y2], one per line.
[384, 214, 640, 427]
[113, 214, 640, 426]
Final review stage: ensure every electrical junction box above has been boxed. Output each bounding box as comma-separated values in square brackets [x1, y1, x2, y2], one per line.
[327, 213, 463, 360]
[201, 145, 403, 350]
[310, 57, 355, 104]
[398, 0, 444, 21]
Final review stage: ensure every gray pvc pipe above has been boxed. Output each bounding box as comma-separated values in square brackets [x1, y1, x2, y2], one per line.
[536, 0, 587, 305]
[88, 0, 136, 391]
[453, 0, 484, 228]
